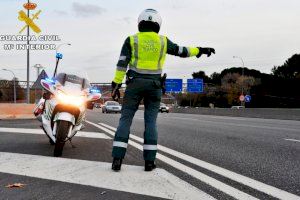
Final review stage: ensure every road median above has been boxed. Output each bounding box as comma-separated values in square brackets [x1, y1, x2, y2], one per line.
[172, 107, 300, 121]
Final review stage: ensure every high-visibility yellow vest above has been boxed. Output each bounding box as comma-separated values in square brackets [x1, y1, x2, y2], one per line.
[129, 32, 167, 74]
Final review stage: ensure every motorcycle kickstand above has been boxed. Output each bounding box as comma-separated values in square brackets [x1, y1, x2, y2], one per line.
[69, 139, 76, 148]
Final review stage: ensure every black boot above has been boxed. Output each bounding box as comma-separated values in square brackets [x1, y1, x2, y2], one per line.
[145, 160, 156, 171]
[112, 158, 122, 171]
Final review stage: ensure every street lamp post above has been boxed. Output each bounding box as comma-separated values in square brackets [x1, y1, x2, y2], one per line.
[33, 64, 44, 79]
[56, 43, 71, 55]
[2, 69, 17, 103]
[26, 0, 30, 104]
[233, 56, 245, 106]
[33, 64, 44, 102]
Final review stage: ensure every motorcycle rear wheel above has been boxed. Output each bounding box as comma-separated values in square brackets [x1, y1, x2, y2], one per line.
[54, 120, 70, 157]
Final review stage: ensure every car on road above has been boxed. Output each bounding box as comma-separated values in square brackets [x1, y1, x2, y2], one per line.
[231, 106, 245, 109]
[94, 103, 102, 108]
[159, 103, 169, 113]
[102, 101, 122, 113]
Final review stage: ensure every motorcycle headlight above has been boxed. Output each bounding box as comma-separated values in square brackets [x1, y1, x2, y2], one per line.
[57, 91, 85, 106]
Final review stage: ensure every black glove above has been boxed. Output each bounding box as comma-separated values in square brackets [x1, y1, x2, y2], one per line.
[111, 81, 122, 101]
[161, 73, 167, 95]
[197, 47, 215, 58]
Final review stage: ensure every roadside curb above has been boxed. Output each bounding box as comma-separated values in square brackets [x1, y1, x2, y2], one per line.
[173, 108, 300, 121]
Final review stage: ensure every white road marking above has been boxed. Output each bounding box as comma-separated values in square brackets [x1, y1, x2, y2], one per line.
[0, 128, 111, 140]
[163, 116, 300, 132]
[284, 138, 300, 143]
[96, 121, 300, 200]
[134, 117, 144, 120]
[0, 152, 213, 200]
[86, 121, 258, 200]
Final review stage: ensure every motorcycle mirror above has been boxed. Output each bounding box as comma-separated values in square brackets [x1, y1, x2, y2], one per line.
[56, 53, 63, 59]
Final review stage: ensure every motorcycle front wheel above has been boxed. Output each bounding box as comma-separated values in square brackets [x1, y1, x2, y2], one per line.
[54, 120, 70, 157]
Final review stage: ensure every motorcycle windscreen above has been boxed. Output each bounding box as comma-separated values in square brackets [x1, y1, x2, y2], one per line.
[54, 70, 91, 95]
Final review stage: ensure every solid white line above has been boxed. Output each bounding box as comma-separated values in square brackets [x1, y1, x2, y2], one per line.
[0, 128, 111, 140]
[76, 131, 111, 139]
[0, 128, 43, 134]
[134, 117, 144, 120]
[96, 122, 300, 200]
[284, 138, 300, 143]
[86, 121, 258, 200]
[166, 116, 300, 132]
[0, 152, 213, 200]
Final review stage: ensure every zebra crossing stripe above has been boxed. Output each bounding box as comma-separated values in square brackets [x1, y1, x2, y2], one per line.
[0, 152, 214, 200]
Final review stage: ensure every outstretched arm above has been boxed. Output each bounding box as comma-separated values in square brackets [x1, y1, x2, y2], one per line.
[167, 38, 215, 58]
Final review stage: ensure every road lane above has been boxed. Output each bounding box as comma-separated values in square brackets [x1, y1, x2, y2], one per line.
[0, 152, 211, 200]
[92, 121, 300, 200]
[0, 127, 111, 139]
[87, 121, 258, 200]
[1, 111, 299, 199]
[87, 110, 300, 197]
[0, 119, 214, 199]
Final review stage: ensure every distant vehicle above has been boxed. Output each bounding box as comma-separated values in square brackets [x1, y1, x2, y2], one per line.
[102, 101, 122, 113]
[94, 103, 102, 108]
[231, 106, 245, 109]
[159, 103, 169, 113]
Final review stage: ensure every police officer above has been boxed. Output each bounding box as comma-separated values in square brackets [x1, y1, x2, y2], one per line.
[111, 9, 215, 171]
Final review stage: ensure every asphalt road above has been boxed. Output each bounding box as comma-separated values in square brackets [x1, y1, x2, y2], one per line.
[0, 110, 299, 200]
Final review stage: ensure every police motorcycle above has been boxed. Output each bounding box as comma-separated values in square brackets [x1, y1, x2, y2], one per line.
[34, 53, 101, 157]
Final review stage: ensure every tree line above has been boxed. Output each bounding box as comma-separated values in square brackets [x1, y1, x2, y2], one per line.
[0, 79, 25, 102]
[177, 54, 300, 108]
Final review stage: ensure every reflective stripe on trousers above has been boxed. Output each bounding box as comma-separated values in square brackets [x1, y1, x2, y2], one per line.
[113, 141, 128, 148]
[143, 144, 158, 151]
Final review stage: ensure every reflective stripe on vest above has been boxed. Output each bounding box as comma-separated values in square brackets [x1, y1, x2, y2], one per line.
[129, 33, 167, 74]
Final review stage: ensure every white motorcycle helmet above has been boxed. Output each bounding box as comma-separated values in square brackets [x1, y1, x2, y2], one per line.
[138, 9, 162, 33]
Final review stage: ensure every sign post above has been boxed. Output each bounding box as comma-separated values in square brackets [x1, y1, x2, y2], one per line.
[186, 79, 203, 107]
[19, 1, 42, 103]
[187, 79, 204, 93]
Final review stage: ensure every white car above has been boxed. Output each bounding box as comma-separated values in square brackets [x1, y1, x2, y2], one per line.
[159, 103, 169, 113]
[102, 101, 122, 113]
[231, 106, 245, 109]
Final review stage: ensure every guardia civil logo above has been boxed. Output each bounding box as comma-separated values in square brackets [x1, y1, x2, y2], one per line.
[18, 1, 42, 34]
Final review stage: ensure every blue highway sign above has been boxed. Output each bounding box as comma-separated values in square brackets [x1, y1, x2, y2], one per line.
[187, 79, 204, 93]
[165, 79, 183, 92]
[245, 95, 252, 103]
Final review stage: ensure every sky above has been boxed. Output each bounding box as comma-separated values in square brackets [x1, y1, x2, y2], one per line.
[0, 0, 299, 82]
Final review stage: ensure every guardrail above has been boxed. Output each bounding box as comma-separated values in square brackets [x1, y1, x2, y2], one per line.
[172, 107, 300, 121]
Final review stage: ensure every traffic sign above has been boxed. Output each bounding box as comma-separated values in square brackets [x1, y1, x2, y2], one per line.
[187, 79, 203, 93]
[239, 95, 245, 102]
[165, 79, 182, 92]
[245, 95, 251, 103]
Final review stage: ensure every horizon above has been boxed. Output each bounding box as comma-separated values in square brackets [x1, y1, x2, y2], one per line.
[0, 0, 299, 82]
